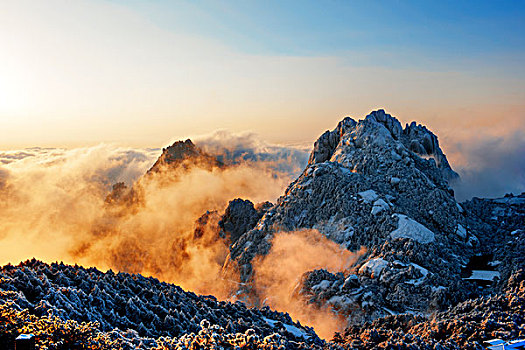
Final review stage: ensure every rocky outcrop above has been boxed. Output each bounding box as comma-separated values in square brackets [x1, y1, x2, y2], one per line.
[402, 119, 458, 182]
[219, 199, 272, 244]
[224, 110, 491, 321]
[106, 140, 222, 208]
[193, 199, 272, 249]
[334, 268, 525, 349]
[308, 110, 457, 182]
[460, 193, 525, 287]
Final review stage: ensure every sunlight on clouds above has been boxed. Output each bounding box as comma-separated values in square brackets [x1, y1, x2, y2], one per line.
[0, 135, 308, 298]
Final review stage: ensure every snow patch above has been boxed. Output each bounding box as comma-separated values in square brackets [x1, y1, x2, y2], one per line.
[314, 216, 354, 245]
[390, 177, 401, 185]
[284, 324, 309, 339]
[312, 280, 332, 292]
[358, 258, 388, 278]
[455, 224, 467, 239]
[390, 214, 435, 244]
[464, 270, 501, 281]
[405, 263, 429, 286]
[263, 317, 308, 339]
[383, 307, 397, 315]
[494, 197, 525, 205]
[358, 190, 379, 203]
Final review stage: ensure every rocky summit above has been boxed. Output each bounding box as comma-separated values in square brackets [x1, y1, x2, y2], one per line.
[148, 139, 222, 174]
[227, 110, 472, 314]
[216, 110, 523, 346]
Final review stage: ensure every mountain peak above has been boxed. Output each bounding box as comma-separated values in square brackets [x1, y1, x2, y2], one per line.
[308, 109, 458, 181]
[226, 110, 471, 320]
[365, 109, 403, 139]
[148, 139, 221, 173]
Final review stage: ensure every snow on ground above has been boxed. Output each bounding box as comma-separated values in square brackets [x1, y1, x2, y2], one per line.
[493, 197, 525, 205]
[464, 270, 501, 281]
[405, 263, 430, 286]
[455, 224, 467, 239]
[371, 199, 390, 215]
[263, 317, 309, 339]
[358, 258, 388, 278]
[312, 280, 332, 292]
[314, 216, 354, 245]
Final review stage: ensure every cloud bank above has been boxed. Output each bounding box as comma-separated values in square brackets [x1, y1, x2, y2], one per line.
[447, 131, 525, 201]
[0, 135, 308, 301]
[194, 130, 309, 177]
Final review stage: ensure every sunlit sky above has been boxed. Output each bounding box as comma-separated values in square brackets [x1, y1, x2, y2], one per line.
[1, 0, 524, 149]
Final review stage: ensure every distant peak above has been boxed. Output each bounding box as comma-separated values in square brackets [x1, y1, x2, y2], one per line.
[148, 139, 221, 173]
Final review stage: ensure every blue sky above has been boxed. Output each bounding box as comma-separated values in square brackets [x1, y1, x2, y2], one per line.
[123, 1, 525, 69]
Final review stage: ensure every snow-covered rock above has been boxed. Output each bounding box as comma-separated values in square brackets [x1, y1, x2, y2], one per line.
[371, 199, 390, 216]
[313, 216, 354, 245]
[0, 259, 322, 348]
[455, 224, 467, 239]
[358, 258, 389, 278]
[389, 214, 435, 244]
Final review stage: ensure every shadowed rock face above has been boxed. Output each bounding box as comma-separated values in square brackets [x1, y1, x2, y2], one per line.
[218, 199, 272, 245]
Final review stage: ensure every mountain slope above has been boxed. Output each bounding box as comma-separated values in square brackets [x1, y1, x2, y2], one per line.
[0, 259, 322, 349]
[335, 267, 524, 349]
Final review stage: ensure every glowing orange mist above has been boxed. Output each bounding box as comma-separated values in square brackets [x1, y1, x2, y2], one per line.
[0, 145, 293, 299]
[252, 229, 366, 339]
